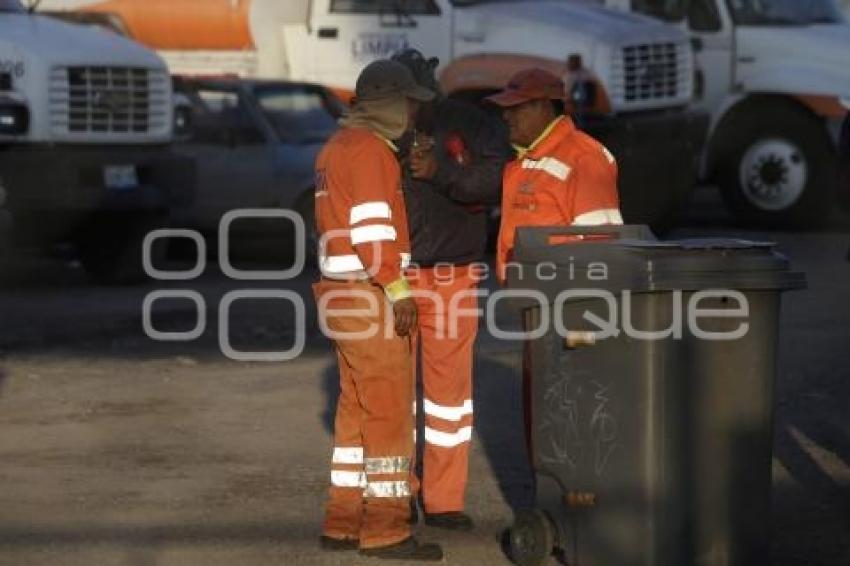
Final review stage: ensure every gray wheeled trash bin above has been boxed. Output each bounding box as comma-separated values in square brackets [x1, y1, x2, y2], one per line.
[504, 225, 805, 566]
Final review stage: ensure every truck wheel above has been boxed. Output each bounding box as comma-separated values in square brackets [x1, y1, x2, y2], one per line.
[78, 212, 167, 285]
[294, 191, 318, 267]
[509, 509, 554, 566]
[717, 102, 835, 228]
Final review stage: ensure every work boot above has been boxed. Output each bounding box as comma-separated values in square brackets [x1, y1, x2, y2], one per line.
[359, 537, 444, 561]
[424, 511, 474, 531]
[319, 535, 358, 552]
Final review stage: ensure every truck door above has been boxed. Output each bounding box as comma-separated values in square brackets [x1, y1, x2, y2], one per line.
[304, 0, 453, 91]
[687, 0, 736, 114]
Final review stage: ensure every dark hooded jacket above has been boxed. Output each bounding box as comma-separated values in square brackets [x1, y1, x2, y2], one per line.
[399, 98, 513, 266]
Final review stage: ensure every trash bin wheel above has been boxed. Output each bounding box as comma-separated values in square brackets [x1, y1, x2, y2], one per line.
[509, 509, 554, 566]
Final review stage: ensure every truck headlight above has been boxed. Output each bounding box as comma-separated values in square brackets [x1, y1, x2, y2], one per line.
[0, 101, 29, 135]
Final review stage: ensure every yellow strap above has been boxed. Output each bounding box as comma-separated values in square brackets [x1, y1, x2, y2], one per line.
[514, 116, 564, 159]
[384, 277, 412, 303]
[374, 132, 399, 153]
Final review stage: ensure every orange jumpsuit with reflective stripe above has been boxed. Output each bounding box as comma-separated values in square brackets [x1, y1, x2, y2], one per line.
[497, 116, 622, 281]
[407, 263, 480, 513]
[314, 126, 414, 549]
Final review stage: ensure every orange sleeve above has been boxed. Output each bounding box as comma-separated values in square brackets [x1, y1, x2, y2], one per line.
[347, 140, 407, 292]
[568, 149, 622, 225]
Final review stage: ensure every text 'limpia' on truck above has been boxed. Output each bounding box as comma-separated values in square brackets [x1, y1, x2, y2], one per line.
[42, 0, 711, 232]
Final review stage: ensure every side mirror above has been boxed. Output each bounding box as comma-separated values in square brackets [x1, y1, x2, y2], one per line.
[173, 105, 194, 142]
[691, 36, 704, 52]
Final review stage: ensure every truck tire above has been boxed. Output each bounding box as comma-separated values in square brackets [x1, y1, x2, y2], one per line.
[78, 212, 167, 285]
[294, 190, 318, 267]
[716, 102, 835, 228]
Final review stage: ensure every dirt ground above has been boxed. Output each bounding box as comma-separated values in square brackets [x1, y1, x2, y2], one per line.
[1, 191, 849, 565]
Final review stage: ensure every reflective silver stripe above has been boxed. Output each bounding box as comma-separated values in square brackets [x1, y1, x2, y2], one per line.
[332, 446, 364, 464]
[319, 252, 411, 280]
[424, 426, 473, 448]
[331, 470, 366, 488]
[601, 146, 616, 164]
[350, 201, 392, 225]
[350, 224, 397, 245]
[572, 208, 624, 227]
[320, 253, 366, 275]
[521, 157, 571, 181]
[364, 480, 410, 498]
[365, 456, 410, 475]
[423, 399, 473, 422]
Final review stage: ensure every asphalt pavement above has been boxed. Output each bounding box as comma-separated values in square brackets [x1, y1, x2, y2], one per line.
[0, 187, 848, 565]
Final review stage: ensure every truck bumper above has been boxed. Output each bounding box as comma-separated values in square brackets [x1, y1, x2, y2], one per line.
[0, 145, 195, 246]
[582, 108, 710, 230]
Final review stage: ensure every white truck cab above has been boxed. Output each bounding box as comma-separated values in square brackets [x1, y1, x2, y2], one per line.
[598, 0, 850, 226]
[285, 0, 695, 114]
[0, 0, 193, 282]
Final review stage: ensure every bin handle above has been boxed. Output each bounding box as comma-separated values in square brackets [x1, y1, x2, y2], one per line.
[564, 331, 597, 349]
[514, 224, 655, 248]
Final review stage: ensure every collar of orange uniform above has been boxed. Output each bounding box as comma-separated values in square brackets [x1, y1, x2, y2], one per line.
[513, 115, 575, 160]
[374, 132, 399, 153]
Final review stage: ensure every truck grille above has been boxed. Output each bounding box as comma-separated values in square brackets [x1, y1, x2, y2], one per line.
[49, 66, 170, 138]
[610, 41, 691, 109]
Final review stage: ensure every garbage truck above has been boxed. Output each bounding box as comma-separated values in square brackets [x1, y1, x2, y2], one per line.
[43, 0, 709, 231]
[0, 0, 194, 283]
[596, 0, 850, 227]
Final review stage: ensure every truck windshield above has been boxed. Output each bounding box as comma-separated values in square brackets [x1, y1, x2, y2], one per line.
[727, 0, 844, 26]
[0, 0, 24, 12]
[254, 86, 340, 144]
[630, 0, 688, 22]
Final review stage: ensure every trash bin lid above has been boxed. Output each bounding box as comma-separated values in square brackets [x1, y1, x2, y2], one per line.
[509, 226, 807, 295]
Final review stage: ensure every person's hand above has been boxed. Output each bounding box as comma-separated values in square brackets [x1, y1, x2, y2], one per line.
[392, 297, 418, 337]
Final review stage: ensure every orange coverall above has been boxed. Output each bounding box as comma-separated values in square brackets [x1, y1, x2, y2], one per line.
[313, 127, 415, 549]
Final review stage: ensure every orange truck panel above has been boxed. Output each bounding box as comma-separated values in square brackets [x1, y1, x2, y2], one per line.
[86, 0, 254, 50]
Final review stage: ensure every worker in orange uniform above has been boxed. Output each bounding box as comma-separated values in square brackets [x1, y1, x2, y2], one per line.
[391, 49, 512, 530]
[486, 68, 623, 282]
[313, 59, 443, 562]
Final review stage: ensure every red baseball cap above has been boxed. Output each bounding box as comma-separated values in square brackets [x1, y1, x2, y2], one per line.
[486, 68, 565, 108]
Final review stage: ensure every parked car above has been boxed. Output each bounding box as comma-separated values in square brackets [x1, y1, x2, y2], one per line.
[172, 77, 343, 257]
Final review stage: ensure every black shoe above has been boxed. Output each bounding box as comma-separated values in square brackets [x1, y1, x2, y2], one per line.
[359, 537, 444, 561]
[319, 535, 358, 552]
[424, 512, 474, 531]
[408, 498, 419, 525]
